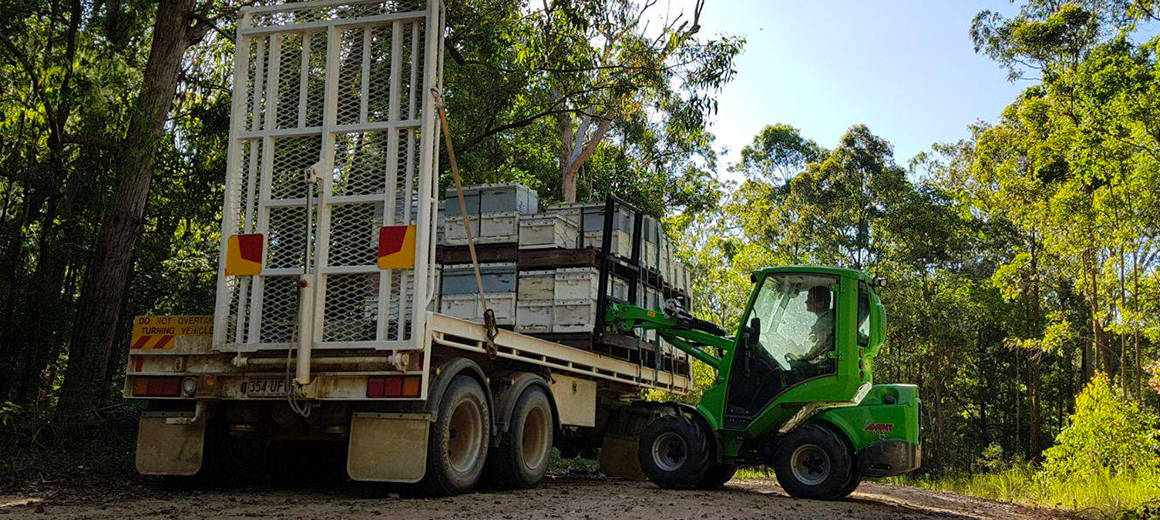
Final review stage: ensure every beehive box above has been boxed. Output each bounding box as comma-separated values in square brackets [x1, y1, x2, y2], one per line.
[478, 211, 520, 243]
[440, 293, 516, 326]
[516, 300, 553, 333]
[519, 214, 578, 249]
[478, 183, 539, 215]
[441, 263, 516, 295]
[606, 276, 630, 301]
[553, 300, 596, 333]
[518, 270, 555, 300]
[444, 186, 481, 217]
[554, 267, 599, 301]
[642, 215, 659, 271]
[546, 203, 634, 257]
[443, 215, 480, 246]
[659, 234, 671, 283]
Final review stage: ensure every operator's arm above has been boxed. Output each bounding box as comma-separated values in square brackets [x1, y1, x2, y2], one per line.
[791, 314, 833, 363]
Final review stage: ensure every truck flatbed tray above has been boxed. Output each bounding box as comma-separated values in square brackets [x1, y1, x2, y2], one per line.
[429, 312, 691, 394]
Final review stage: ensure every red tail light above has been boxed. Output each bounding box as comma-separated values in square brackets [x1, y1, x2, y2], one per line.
[132, 376, 182, 397]
[366, 375, 422, 398]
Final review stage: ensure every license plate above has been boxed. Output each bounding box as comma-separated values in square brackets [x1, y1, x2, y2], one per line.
[243, 377, 287, 397]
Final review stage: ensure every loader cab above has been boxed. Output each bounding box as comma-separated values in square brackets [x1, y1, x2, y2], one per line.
[717, 266, 883, 433]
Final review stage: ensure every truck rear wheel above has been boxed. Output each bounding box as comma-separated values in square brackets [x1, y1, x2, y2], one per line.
[486, 386, 554, 489]
[637, 414, 709, 489]
[421, 375, 490, 496]
[772, 425, 853, 500]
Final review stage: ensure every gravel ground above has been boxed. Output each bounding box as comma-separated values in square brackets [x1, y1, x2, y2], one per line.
[0, 477, 1073, 520]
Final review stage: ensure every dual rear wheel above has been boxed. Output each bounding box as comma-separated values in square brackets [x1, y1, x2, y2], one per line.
[422, 375, 554, 495]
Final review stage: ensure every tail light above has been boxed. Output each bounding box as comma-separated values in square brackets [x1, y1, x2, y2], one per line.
[131, 376, 182, 397]
[366, 375, 422, 398]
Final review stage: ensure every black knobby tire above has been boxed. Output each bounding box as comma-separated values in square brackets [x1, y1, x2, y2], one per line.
[637, 414, 710, 489]
[772, 425, 854, 500]
[696, 463, 738, 489]
[486, 386, 554, 489]
[837, 465, 862, 498]
[420, 375, 491, 496]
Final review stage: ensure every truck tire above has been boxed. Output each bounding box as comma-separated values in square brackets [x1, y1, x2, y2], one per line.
[486, 386, 554, 489]
[696, 463, 738, 489]
[637, 414, 709, 489]
[420, 375, 490, 496]
[772, 425, 854, 500]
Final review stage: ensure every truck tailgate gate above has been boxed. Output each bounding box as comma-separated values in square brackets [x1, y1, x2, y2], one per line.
[213, 0, 446, 354]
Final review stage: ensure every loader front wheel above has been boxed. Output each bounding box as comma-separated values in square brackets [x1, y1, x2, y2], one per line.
[420, 375, 490, 496]
[772, 426, 854, 500]
[638, 414, 709, 489]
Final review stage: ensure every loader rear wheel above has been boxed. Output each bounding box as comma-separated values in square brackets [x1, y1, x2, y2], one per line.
[772, 425, 853, 500]
[420, 375, 490, 496]
[696, 463, 738, 489]
[638, 414, 709, 489]
[486, 386, 554, 489]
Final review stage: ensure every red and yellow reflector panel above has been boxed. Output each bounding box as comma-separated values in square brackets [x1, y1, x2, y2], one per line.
[377, 225, 416, 269]
[225, 233, 264, 276]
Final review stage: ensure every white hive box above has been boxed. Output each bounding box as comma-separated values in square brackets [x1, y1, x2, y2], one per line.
[441, 263, 517, 295]
[443, 215, 480, 246]
[552, 300, 596, 333]
[440, 293, 516, 326]
[518, 270, 556, 300]
[516, 300, 553, 333]
[477, 211, 520, 244]
[659, 234, 671, 283]
[642, 215, 659, 271]
[606, 276, 630, 301]
[519, 214, 579, 249]
[554, 267, 599, 301]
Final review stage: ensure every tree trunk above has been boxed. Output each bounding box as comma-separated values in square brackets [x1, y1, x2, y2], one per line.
[56, 0, 197, 417]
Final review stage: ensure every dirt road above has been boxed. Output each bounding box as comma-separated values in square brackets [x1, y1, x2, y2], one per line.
[0, 477, 1070, 520]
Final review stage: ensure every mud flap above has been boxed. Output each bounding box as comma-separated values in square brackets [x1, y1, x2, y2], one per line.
[599, 433, 647, 480]
[347, 412, 430, 482]
[136, 414, 206, 475]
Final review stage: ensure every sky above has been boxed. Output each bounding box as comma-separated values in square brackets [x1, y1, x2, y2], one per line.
[668, 0, 1028, 181]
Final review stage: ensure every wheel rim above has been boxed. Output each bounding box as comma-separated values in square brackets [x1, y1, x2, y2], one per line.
[790, 444, 831, 486]
[651, 431, 688, 472]
[519, 406, 551, 471]
[447, 398, 484, 473]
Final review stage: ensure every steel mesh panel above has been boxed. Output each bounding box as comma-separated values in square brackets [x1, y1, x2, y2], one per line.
[327, 203, 383, 267]
[224, 278, 248, 344]
[306, 33, 327, 127]
[322, 273, 380, 341]
[332, 132, 389, 196]
[275, 33, 305, 129]
[246, 35, 271, 132]
[267, 206, 312, 269]
[366, 24, 394, 123]
[250, 1, 427, 29]
[270, 135, 322, 199]
[259, 275, 299, 343]
[336, 28, 365, 126]
[385, 270, 403, 340]
[393, 128, 419, 224]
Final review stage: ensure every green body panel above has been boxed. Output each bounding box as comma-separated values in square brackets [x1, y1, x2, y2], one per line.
[605, 265, 919, 467]
[811, 384, 920, 451]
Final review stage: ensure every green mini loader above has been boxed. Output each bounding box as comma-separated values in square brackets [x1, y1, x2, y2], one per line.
[604, 265, 920, 499]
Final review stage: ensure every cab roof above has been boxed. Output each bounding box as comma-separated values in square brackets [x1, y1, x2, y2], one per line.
[754, 265, 872, 282]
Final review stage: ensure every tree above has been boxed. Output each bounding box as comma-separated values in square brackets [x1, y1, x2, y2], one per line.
[56, 0, 222, 417]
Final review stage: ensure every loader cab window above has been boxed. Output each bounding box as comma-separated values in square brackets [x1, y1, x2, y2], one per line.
[725, 274, 839, 424]
[857, 282, 870, 347]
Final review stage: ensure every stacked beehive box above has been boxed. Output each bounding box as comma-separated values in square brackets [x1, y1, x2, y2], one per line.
[438, 184, 691, 363]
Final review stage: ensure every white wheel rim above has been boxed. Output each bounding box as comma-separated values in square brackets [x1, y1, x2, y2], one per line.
[447, 398, 484, 473]
[651, 431, 687, 472]
[519, 405, 551, 471]
[790, 444, 831, 486]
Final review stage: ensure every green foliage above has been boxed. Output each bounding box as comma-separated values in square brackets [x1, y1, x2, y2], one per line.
[1042, 373, 1160, 481]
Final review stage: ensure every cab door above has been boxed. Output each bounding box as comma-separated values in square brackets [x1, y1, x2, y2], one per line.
[722, 273, 842, 430]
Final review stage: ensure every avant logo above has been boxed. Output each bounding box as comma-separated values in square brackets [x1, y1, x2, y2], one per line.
[865, 423, 894, 434]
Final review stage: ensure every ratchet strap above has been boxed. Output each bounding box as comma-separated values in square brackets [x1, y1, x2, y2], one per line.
[431, 88, 498, 358]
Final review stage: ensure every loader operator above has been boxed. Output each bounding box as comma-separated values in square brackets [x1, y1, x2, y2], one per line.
[787, 285, 834, 364]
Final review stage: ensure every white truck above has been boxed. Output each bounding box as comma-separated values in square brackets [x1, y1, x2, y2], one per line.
[126, 0, 691, 495]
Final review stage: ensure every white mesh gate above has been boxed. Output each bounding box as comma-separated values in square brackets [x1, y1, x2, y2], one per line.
[213, 0, 445, 352]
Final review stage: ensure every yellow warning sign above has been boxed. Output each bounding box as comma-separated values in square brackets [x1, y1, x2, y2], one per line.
[131, 315, 212, 350]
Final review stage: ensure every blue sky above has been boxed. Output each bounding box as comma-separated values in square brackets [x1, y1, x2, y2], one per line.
[678, 0, 1027, 180]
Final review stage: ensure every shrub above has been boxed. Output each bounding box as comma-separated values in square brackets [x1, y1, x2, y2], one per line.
[1041, 373, 1160, 483]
